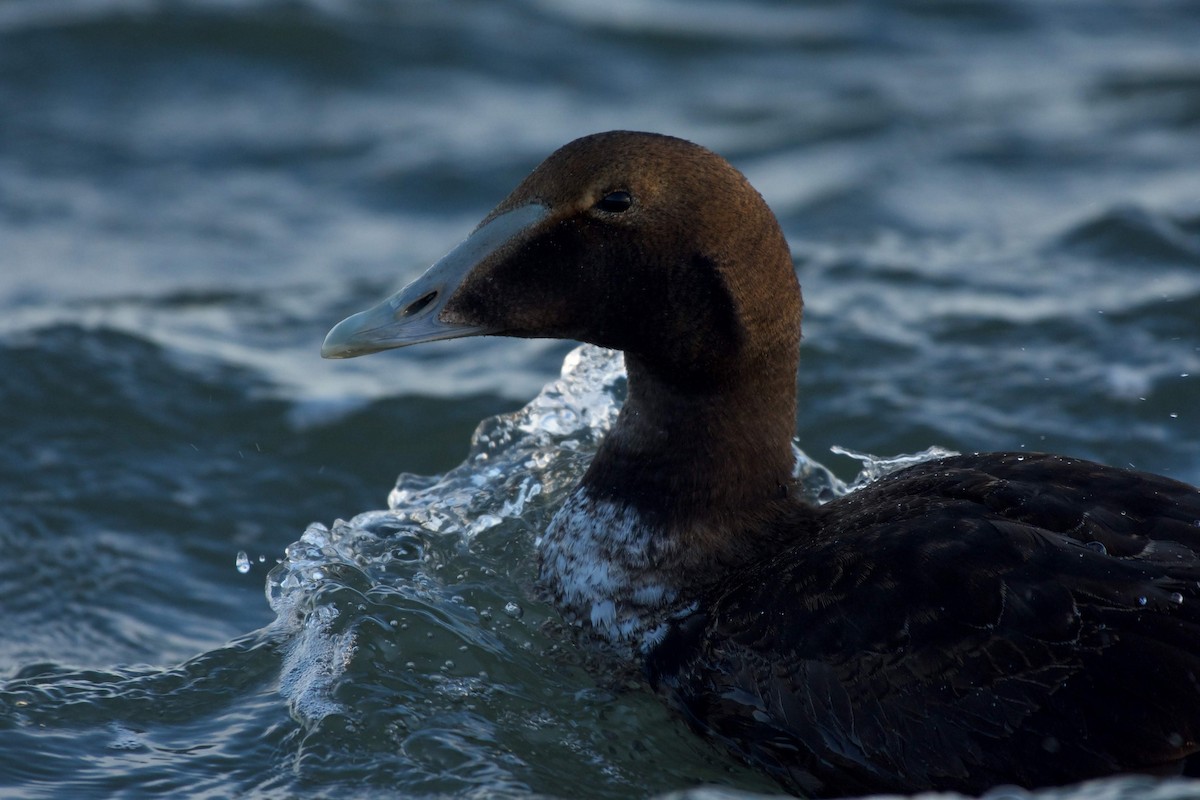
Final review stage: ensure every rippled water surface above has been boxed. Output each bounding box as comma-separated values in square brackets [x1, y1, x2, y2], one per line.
[2, 1, 1200, 798]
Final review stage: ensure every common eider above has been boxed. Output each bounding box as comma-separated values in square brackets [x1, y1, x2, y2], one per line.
[322, 131, 1200, 797]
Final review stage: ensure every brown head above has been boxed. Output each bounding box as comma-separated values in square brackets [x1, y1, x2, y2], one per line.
[323, 131, 800, 392]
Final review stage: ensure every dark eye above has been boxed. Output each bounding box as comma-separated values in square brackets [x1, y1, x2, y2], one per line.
[595, 190, 633, 213]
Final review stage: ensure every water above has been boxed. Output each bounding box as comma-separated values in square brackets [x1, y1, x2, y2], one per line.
[2, 1, 1200, 797]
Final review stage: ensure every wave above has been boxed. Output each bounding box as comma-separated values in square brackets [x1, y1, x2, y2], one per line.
[1056, 205, 1200, 267]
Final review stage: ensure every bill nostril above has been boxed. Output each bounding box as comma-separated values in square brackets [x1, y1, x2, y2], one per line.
[402, 291, 438, 317]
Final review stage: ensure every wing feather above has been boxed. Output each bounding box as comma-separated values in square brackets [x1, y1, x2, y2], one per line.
[651, 453, 1200, 796]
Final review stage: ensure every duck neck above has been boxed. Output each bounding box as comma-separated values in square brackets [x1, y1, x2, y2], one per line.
[539, 346, 800, 650]
[588, 352, 799, 535]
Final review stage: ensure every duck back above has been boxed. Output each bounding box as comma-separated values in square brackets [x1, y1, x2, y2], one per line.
[651, 452, 1200, 796]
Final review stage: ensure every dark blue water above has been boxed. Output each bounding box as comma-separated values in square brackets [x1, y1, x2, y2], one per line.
[2, 1, 1200, 798]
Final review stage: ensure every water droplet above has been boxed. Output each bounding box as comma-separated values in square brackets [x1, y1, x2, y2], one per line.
[235, 551, 251, 574]
[1170, 592, 1184, 605]
[258, 555, 266, 563]
[1168, 732, 1185, 748]
[504, 601, 524, 619]
[1042, 736, 1061, 754]
[1085, 541, 1108, 555]
[1137, 596, 1148, 606]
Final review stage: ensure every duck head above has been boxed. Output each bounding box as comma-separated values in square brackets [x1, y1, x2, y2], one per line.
[322, 131, 800, 390]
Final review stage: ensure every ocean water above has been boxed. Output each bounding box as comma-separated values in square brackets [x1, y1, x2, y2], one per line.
[2, 1, 1200, 798]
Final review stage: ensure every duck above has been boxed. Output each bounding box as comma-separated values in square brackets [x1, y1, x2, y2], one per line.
[321, 131, 1200, 797]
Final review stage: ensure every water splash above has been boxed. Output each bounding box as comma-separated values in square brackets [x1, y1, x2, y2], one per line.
[265, 345, 628, 725]
[830, 443, 959, 490]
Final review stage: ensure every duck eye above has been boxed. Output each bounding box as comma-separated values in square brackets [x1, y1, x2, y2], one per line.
[595, 190, 633, 213]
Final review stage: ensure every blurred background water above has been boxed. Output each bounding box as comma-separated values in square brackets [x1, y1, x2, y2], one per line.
[1, 1, 1199, 798]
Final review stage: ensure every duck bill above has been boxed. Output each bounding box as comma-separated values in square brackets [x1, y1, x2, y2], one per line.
[321, 203, 548, 359]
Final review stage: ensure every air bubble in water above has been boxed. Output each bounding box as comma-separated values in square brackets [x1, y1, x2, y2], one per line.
[504, 601, 524, 619]
[235, 551, 251, 574]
